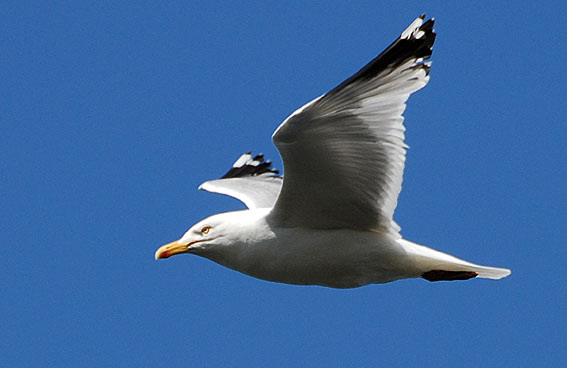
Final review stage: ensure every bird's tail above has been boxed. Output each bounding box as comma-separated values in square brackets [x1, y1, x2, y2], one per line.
[398, 239, 511, 281]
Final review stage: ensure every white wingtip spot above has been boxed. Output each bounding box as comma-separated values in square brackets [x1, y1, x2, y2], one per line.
[400, 16, 424, 40]
[233, 153, 252, 168]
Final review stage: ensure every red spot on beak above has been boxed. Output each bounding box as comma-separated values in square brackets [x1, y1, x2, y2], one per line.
[158, 250, 171, 259]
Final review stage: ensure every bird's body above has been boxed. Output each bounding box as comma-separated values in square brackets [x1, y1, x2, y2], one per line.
[192, 209, 408, 288]
[155, 15, 511, 288]
[187, 209, 506, 288]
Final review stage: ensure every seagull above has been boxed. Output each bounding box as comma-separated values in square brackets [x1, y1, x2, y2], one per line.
[155, 15, 511, 288]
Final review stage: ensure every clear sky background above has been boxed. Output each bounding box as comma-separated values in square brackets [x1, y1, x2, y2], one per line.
[3, 1, 566, 367]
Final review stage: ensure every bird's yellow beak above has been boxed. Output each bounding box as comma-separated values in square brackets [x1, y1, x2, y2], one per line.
[155, 240, 188, 260]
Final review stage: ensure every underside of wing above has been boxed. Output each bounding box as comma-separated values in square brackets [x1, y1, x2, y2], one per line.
[199, 153, 282, 209]
[270, 16, 436, 233]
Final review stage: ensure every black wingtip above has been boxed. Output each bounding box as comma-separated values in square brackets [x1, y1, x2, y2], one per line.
[325, 16, 436, 98]
[220, 152, 280, 179]
[421, 17, 435, 34]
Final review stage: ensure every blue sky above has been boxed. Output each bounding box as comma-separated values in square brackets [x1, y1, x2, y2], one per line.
[3, 1, 566, 366]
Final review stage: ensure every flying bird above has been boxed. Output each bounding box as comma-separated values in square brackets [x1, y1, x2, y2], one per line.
[155, 15, 511, 288]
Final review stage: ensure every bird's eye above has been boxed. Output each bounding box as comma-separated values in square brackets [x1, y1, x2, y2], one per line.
[201, 226, 211, 235]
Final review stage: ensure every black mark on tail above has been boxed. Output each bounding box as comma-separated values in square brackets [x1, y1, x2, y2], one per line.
[422, 270, 478, 282]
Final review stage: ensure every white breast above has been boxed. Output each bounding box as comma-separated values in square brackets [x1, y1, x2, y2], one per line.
[213, 218, 418, 288]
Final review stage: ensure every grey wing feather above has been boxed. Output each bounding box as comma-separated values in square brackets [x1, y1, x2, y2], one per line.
[270, 16, 435, 234]
[199, 177, 282, 209]
[199, 153, 282, 209]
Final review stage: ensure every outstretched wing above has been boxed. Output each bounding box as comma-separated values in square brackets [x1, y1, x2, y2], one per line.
[199, 153, 282, 209]
[270, 16, 436, 234]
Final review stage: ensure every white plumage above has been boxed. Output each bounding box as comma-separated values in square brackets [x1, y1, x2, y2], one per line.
[155, 15, 511, 288]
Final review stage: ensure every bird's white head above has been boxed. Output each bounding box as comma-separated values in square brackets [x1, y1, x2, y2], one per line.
[154, 209, 269, 260]
[155, 213, 231, 260]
